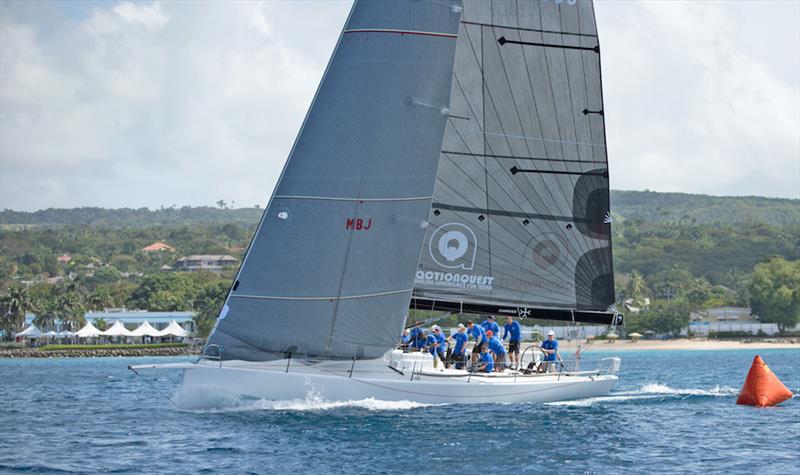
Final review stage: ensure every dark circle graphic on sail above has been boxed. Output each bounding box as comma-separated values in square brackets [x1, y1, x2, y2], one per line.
[527, 234, 565, 270]
[429, 222, 477, 270]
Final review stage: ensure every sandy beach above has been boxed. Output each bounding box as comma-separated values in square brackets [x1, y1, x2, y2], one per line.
[555, 338, 800, 352]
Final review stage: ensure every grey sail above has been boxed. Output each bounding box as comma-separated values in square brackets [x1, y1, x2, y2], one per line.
[207, 0, 462, 361]
[412, 0, 618, 324]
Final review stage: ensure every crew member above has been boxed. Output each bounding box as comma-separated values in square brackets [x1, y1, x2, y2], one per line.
[425, 325, 445, 369]
[410, 322, 424, 351]
[466, 320, 486, 366]
[486, 330, 507, 372]
[448, 324, 468, 370]
[400, 329, 411, 351]
[412, 330, 427, 351]
[480, 315, 500, 336]
[475, 345, 494, 374]
[503, 317, 522, 369]
[541, 330, 559, 373]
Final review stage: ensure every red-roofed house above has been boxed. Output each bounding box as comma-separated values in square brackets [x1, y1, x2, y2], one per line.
[57, 254, 72, 263]
[141, 242, 175, 253]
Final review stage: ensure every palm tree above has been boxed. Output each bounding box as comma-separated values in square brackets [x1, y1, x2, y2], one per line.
[58, 293, 86, 332]
[0, 285, 33, 340]
[625, 271, 648, 303]
[33, 300, 58, 331]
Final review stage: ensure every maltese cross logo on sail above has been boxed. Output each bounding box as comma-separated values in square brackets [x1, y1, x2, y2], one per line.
[416, 223, 494, 291]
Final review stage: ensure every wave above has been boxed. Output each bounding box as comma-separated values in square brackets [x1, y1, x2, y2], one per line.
[545, 383, 740, 407]
[173, 384, 436, 413]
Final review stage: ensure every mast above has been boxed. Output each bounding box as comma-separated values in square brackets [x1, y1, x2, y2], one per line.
[412, 0, 620, 325]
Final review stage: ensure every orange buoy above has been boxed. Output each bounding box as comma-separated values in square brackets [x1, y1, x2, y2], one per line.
[736, 355, 793, 407]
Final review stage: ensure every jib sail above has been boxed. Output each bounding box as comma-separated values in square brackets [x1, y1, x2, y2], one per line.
[206, 0, 463, 361]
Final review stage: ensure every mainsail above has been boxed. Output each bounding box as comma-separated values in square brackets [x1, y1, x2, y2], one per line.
[206, 0, 463, 361]
[411, 0, 619, 325]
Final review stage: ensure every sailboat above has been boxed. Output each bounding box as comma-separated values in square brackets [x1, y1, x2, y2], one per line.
[132, 0, 623, 405]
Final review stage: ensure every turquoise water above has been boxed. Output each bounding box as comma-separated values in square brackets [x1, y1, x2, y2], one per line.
[1, 348, 798, 474]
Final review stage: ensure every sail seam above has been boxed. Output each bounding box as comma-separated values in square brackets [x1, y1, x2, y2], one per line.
[344, 29, 457, 39]
[460, 21, 597, 39]
[274, 195, 432, 202]
[232, 289, 412, 302]
[443, 150, 605, 165]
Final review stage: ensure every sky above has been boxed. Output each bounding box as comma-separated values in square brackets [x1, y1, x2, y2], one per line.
[1, 0, 798, 211]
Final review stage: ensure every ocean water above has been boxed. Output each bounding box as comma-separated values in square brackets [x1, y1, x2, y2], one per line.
[1, 348, 798, 474]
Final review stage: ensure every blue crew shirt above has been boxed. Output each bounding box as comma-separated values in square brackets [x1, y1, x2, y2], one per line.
[411, 333, 426, 350]
[401, 334, 411, 345]
[503, 321, 521, 342]
[541, 339, 558, 362]
[450, 332, 468, 354]
[481, 319, 500, 335]
[425, 334, 438, 354]
[410, 326, 423, 344]
[488, 336, 507, 356]
[468, 325, 486, 344]
[434, 332, 446, 354]
[480, 351, 494, 373]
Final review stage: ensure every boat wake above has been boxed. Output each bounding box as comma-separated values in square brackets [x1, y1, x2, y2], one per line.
[172, 384, 436, 413]
[545, 383, 740, 407]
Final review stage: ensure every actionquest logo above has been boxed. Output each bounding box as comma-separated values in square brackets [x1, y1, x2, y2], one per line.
[429, 222, 477, 270]
[416, 223, 493, 291]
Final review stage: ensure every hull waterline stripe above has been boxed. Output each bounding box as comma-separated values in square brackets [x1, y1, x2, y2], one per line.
[344, 29, 457, 39]
[232, 288, 412, 302]
[274, 195, 432, 202]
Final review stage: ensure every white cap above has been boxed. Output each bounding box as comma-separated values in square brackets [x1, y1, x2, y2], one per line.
[457, 323, 465, 330]
[547, 330, 555, 336]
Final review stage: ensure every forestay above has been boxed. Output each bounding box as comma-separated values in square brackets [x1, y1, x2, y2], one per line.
[411, 0, 618, 324]
[206, 0, 463, 361]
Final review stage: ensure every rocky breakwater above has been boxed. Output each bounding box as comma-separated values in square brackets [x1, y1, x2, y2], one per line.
[0, 346, 202, 358]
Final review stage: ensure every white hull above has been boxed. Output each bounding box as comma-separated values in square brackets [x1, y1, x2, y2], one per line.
[136, 351, 619, 406]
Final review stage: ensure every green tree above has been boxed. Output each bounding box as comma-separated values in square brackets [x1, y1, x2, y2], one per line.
[91, 266, 123, 285]
[624, 271, 648, 301]
[93, 317, 108, 331]
[749, 258, 800, 333]
[0, 285, 33, 340]
[128, 273, 200, 311]
[193, 280, 229, 338]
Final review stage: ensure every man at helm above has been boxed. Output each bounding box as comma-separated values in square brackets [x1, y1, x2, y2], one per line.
[541, 330, 559, 373]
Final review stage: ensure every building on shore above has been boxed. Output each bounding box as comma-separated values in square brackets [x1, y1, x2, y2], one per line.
[173, 254, 237, 272]
[141, 241, 175, 253]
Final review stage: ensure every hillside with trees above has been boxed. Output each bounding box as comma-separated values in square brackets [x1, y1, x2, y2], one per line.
[1, 191, 798, 338]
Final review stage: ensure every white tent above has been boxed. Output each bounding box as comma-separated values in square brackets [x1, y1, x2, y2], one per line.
[15, 324, 42, 338]
[56, 330, 74, 338]
[75, 321, 102, 338]
[156, 320, 190, 338]
[42, 330, 58, 338]
[101, 320, 133, 337]
[129, 321, 162, 338]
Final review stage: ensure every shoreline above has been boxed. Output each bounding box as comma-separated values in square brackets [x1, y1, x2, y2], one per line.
[1, 339, 798, 359]
[0, 346, 201, 359]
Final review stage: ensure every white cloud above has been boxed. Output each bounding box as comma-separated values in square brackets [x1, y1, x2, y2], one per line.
[112, 1, 169, 30]
[0, 0, 797, 212]
[1, 0, 351, 210]
[596, 0, 799, 198]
